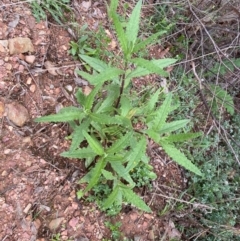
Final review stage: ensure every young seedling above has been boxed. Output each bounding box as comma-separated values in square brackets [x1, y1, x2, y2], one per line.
[35, 0, 202, 213]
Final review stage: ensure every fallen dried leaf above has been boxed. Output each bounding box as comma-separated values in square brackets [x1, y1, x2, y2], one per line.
[81, 0, 91, 11]
[44, 61, 58, 76]
[48, 217, 64, 231]
[8, 14, 20, 29]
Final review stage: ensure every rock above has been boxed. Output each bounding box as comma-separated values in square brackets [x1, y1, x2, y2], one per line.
[5, 102, 29, 126]
[134, 236, 142, 241]
[0, 81, 6, 90]
[8, 37, 34, 55]
[0, 40, 8, 50]
[30, 84, 36, 92]
[22, 136, 31, 144]
[25, 55, 36, 64]
[48, 217, 64, 231]
[0, 100, 4, 118]
[148, 230, 155, 240]
[65, 85, 73, 92]
[69, 217, 79, 229]
[1, 170, 7, 176]
[76, 238, 89, 241]
[4, 149, 11, 154]
[5, 63, 12, 70]
[23, 203, 32, 214]
[130, 212, 138, 221]
[26, 77, 32, 85]
[143, 214, 152, 219]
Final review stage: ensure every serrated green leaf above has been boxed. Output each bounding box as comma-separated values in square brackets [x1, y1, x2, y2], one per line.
[79, 165, 95, 183]
[61, 147, 96, 159]
[80, 55, 108, 72]
[75, 88, 86, 106]
[126, 0, 142, 47]
[90, 113, 123, 125]
[117, 115, 133, 128]
[108, 0, 118, 18]
[131, 58, 169, 77]
[125, 67, 150, 86]
[107, 132, 132, 154]
[85, 156, 95, 168]
[112, 12, 128, 55]
[83, 157, 108, 194]
[82, 130, 105, 156]
[76, 70, 92, 83]
[96, 85, 119, 113]
[160, 141, 203, 176]
[126, 58, 177, 81]
[120, 96, 132, 117]
[91, 121, 106, 139]
[164, 132, 202, 143]
[90, 67, 123, 85]
[126, 138, 147, 172]
[209, 84, 234, 115]
[111, 161, 135, 186]
[34, 106, 83, 122]
[68, 120, 77, 130]
[120, 185, 151, 212]
[133, 31, 166, 53]
[101, 169, 116, 180]
[150, 93, 172, 131]
[145, 89, 161, 113]
[70, 119, 90, 151]
[85, 83, 102, 111]
[159, 119, 190, 134]
[146, 129, 160, 143]
[102, 125, 123, 137]
[153, 58, 177, 68]
[102, 186, 120, 209]
[106, 153, 126, 162]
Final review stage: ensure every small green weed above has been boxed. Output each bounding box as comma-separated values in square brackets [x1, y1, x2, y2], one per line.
[51, 233, 73, 241]
[105, 221, 122, 240]
[51, 233, 61, 241]
[69, 24, 114, 61]
[35, 0, 202, 214]
[170, 67, 240, 240]
[31, 0, 71, 24]
[131, 163, 155, 189]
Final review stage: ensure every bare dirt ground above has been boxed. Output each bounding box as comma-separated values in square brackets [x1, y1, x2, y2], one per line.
[0, 1, 187, 240]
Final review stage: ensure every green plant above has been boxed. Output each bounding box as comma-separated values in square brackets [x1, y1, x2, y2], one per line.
[131, 162, 155, 188]
[206, 84, 234, 116]
[51, 233, 61, 241]
[35, 0, 202, 213]
[166, 64, 240, 240]
[105, 221, 122, 240]
[31, 0, 71, 24]
[51, 233, 73, 241]
[69, 24, 113, 61]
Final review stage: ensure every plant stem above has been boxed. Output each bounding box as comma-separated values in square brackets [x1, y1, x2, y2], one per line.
[115, 62, 128, 109]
